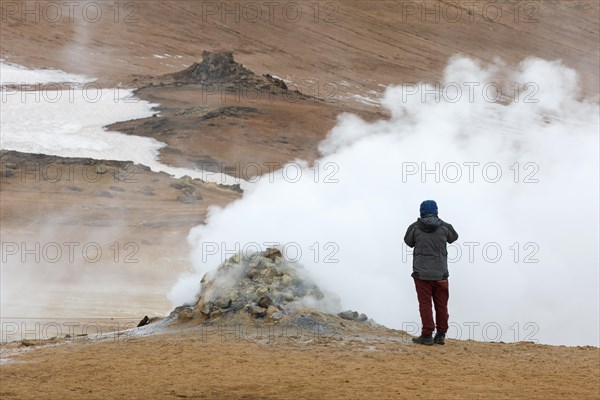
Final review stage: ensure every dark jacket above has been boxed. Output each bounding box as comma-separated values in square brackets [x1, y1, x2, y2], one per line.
[404, 215, 459, 280]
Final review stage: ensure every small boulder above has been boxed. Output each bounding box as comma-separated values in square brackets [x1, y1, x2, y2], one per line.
[247, 304, 266, 318]
[264, 247, 282, 261]
[214, 298, 232, 309]
[257, 296, 273, 309]
[177, 308, 193, 321]
[137, 315, 150, 327]
[338, 310, 359, 321]
[266, 305, 279, 316]
[199, 301, 213, 315]
[338, 310, 369, 322]
[271, 311, 285, 320]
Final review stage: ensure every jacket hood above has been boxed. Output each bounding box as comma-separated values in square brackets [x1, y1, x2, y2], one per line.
[417, 215, 442, 233]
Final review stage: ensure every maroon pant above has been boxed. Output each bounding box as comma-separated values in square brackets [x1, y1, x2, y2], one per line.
[414, 278, 449, 336]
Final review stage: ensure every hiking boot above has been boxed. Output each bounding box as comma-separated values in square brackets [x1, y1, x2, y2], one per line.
[411, 335, 434, 345]
[434, 333, 446, 345]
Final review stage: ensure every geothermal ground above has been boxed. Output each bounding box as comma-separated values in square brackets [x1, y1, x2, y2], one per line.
[1, 1, 599, 399]
[1, 326, 598, 400]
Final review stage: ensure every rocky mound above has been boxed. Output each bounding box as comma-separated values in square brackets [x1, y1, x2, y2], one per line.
[138, 51, 290, 92]
[169, 248, 374, 329]
[171, 51, 255, 84]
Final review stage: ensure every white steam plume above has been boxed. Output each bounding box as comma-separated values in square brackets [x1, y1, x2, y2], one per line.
[169, 56, 599, 346]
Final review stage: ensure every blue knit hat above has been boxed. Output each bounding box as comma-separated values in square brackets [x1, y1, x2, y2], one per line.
[420, 200, 438, 217]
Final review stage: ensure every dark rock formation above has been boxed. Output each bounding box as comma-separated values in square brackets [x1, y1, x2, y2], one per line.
[171, 51, 256, 84]
[137, 315, 150, 327]
[136, 51, 301, 98]
[264, 74, 288, 90]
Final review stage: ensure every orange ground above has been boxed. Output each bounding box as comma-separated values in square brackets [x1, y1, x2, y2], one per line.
[1, 326, 599, 400]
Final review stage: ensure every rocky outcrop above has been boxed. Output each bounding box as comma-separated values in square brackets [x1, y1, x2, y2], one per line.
[171, 248, 343, 323]
[170, 51, 255, 84]
[164, 249, 386, 341]
[338, 310, 368, 322]
[135, 51, 301, 97]
[170, 177, 203, 204]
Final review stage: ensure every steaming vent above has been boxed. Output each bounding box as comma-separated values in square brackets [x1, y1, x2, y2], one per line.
[169, 248, 370, 326]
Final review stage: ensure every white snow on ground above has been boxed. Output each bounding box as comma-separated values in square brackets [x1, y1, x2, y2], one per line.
[349, 93, 381, 106]
[270, 74, 292, 83]
[152, 54, 183, 60]
[0, 61, 94, 85]
[0, 62, 241, 186]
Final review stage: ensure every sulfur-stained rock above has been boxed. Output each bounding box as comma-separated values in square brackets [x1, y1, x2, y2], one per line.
[255, 287, 269, 297]
[177, 308, 193, 321]
[247, 304, 266, 318]
[170, 249, 345, 323]
[214, 298, 232, 309]
[266, 305, 279, 316]
[280, 275, 293, 286]
[199, 301, 213, 315]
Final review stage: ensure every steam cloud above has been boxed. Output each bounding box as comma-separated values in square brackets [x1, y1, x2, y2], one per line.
[171, 55, 597, 346]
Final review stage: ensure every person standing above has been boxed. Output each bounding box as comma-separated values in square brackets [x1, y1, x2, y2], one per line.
[404, 200, 458, 345]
